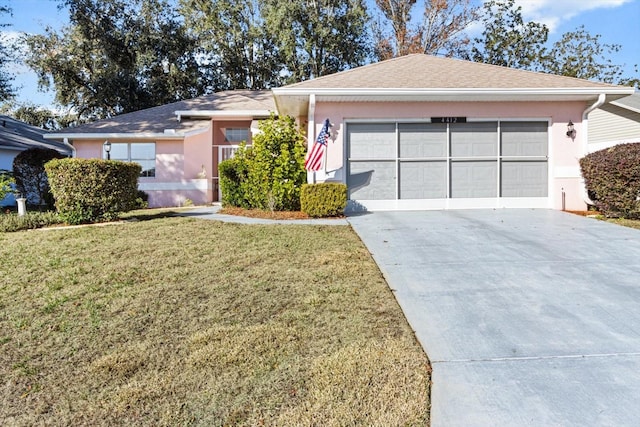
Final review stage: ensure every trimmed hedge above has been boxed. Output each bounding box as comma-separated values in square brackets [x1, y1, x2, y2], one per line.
[300, 183, 347, 217]
[45, 158, 141, 224]
[580, 143, 640, 218]
[0, 211, 63, 233]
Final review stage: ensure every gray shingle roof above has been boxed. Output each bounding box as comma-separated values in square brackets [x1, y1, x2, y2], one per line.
[282, 54, 624, 90]
[0, 115, 71, 154]
[612, 92, 640, 114]
[54, 90, 276, 135]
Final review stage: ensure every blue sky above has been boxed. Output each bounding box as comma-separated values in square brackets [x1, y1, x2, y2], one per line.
[4, 0, 640, 109]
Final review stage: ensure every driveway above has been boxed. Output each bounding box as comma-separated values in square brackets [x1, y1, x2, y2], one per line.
[348, 209, 640, 426]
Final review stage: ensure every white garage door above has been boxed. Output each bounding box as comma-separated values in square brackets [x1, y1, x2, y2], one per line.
[347, 121, 548, 210]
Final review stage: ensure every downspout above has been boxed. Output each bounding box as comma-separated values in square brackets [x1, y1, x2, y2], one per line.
[307, 94, 316, 184]
[63, 137, 76, 158]
[581, 93, 606, 205]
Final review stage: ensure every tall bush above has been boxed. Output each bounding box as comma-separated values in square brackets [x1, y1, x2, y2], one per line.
[580, 143, 640, 218]
[219, 145, 250, 209]
[13, 147, 66, 209]
[45, 158, 141, 224]
[219, 115, 307, 211]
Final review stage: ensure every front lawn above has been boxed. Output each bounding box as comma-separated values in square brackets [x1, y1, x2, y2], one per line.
[0, 217, 430, 425]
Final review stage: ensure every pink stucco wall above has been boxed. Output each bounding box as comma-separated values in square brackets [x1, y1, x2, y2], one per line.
[71, 118, 260, 207]
[184, 127, 213, 180]
[72, 137, 210, 208]
[311, 100, 590, 210]
[156, 140, 184, 181]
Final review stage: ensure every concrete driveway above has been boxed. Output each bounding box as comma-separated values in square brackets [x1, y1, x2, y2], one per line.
[348, 209, 640, 426]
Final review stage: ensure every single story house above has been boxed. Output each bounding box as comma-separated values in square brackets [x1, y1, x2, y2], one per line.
[45, 54, 635, 211]
[0, 115, 72, 206]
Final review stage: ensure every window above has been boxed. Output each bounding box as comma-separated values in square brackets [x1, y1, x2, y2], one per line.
[106, 142, 156, 177]
[224, 128, 249, 143]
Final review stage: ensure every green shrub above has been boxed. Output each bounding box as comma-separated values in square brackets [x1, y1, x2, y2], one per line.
[45, 158, 141, 224]
[580, 143, 640, 218]
[300, 183, 348, 218]
[219, 146, 250, 208]
[135, 190, 149, 209]
[13, 147, 66, 209]
[0, 169, 14, 201]
[219, 115, 307, 211]
[0, 211, 62, 232]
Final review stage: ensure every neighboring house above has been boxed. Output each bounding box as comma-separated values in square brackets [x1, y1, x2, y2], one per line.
[587, 92, 640, 153]
[0, 115, 72, 206]
[45, 54, 635, 211]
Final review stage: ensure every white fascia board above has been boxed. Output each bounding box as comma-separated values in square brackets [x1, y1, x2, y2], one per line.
[174, 109, 273, 119]
[44, 124, 210, 141]
[610, 100, 640, 114]
[273, 87, 635, 97]
[44, 132, 190, 140]
[274, 87, 637, 96]
[0, 145, 24, 152]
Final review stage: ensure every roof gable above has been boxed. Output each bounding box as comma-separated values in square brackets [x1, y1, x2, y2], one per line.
[281, 54, 623, 90]
[273, 54, 634, 117]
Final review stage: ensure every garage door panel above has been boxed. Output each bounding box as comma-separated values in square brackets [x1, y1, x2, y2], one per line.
[400, 161, 446, 199]
[348, 161, 396, 200]
[502, 122, 548, 157]
[347, 121, 548, 206]
[451, 161, 497, 198]
[399, 123, 447, 158]
[501, 161, 548, 197]
[348, 123, 396, 159]
[451, 122, 498, 157]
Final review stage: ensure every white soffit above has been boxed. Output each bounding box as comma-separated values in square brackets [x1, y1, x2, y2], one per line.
[44, 127, 210, 141]
[273, 87, 635, 116]
[175, 109, 273, 119]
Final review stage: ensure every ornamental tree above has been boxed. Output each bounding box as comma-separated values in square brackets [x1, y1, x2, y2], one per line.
[12, 147, 66, 209]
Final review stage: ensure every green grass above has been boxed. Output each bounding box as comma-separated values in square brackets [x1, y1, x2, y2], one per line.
[0, 217, 430, 426]
[606, 217, 640, 230]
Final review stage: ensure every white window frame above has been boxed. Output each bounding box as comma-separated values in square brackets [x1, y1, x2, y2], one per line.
[224, 128, 250, 143]
[104, 142, 156, 177]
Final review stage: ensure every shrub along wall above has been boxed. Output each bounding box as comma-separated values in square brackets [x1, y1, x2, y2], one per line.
[580, 142, 640, 218]
[219, 115, 307, 211]
[301, 183, 347, 217]
[46, 158, 141, 224]
[219, 146, 250, 209]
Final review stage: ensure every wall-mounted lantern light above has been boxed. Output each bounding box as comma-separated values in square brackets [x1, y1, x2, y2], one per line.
[103, 140, 112, 160]
[566, 120, 576, 139]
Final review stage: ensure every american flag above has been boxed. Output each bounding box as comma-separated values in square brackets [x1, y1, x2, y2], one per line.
[305, 118, 331, 172]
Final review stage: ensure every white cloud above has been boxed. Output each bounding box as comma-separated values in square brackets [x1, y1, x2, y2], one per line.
[513, 0, 633, 32]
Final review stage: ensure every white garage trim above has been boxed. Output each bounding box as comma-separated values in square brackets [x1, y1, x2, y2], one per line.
[344, 118, 552, 211]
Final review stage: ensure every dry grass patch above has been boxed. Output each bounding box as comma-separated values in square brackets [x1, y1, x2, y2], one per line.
[606, 217, 640, 230]
[0, 217, 430, 426]
[220, 206, 313, 220]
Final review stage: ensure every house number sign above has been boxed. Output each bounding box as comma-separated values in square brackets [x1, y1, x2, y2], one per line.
[431, 117, 467, 123]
